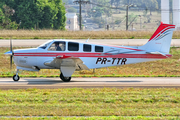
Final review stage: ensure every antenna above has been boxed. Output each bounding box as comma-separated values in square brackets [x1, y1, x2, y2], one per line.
[86, 37, 90, 42]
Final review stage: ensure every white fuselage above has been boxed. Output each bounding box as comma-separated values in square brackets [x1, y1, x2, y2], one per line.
[13, 40, 169, 71]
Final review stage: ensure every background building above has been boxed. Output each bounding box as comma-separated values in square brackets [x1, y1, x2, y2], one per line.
[65, 13, 79, 31]
[161, 0, 169, 24]
[161, 0, 180, 30]
[173, 0, 180, 30]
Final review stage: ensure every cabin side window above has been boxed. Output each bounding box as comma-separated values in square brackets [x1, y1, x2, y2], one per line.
[95, 46, 103, 52]
[68, 42, 79, 51]
[48, 41, 66, 51]
[83, 44, 91, 52]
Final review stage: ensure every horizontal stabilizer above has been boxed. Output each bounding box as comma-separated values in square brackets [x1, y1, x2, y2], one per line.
[146, 51, 167, 57]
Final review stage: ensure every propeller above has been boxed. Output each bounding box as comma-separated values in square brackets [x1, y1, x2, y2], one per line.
[10, 39, 14, 69]
[4, 38, 14, 69]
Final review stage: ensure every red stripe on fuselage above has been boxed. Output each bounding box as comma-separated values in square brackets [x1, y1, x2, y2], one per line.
[116, 46, 143, 51]
[14, 52, 172, 59]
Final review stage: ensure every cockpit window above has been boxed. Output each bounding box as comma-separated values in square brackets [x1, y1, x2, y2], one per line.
[38, 41, 52, 49]
[48, 41, 66, 51]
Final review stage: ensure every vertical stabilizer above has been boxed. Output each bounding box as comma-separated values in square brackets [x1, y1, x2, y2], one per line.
[139, 22, 175, 54]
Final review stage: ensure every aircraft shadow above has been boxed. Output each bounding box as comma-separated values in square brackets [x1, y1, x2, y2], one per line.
[23, 78, 142, 85]
[24, 79, 62, 85]
[71, 80, 142, 83]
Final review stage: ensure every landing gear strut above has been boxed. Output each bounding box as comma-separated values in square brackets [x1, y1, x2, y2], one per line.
[13, 69, 20, 81]
[60, 73, 71, 82]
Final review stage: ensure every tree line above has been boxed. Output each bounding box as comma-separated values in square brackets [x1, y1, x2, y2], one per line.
[91, 0, 160, 14]
[0, 0, 66, 30]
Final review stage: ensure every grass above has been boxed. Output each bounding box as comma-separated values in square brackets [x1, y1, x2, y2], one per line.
[0, 47, 180, 77]
[0, 88, 179, 117]
[0, 116, 180, 120]
[0, 30, 180, 39]
[1, 47, 180, 119]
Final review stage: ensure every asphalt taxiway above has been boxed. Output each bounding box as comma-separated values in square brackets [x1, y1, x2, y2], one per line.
[0, 77, 179, 89]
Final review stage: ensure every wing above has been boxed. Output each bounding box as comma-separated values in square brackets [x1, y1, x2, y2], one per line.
[44, 57, 89, 70]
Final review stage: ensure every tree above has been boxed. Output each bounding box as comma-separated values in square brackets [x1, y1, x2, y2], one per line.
[88, 7, 104, 18]
[111, 0, 115, 6]
[13, 0, 40, 29]
[62, 0, 68, 5]
[67, 7, 77, 13]
[37, 0, 55, 29]
[53, 0, 66, 30]
[0, 4, 18, 29]
[114, 0, 121, 8]
[143, 0, 158, 15]
[0, 8, 5, 25]
[1, 0, 66, 30]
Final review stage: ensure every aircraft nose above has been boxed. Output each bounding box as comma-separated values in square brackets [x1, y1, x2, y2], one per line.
[4, 51, 13, 56]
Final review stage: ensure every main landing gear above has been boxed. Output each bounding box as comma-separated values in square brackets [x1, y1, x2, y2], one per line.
[12, 69, 71, 82]
[13, 69, 20, 81]
[60, 73, 71, 82]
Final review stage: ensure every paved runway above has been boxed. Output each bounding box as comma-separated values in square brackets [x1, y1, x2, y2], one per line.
[0, 77, 180, 89]
[1, 40, 180, 89]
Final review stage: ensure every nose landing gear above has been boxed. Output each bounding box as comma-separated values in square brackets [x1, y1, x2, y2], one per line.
[13, 69, 20, 81]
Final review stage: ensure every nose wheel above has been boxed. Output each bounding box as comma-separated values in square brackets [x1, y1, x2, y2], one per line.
[13, 75, 20, 81]
[13, 69, 20, 81]
[60, 73, 71, 82]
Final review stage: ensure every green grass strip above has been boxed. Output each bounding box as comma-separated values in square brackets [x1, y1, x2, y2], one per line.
[0, 116, 180, 120]
[0, 88, 179, 116]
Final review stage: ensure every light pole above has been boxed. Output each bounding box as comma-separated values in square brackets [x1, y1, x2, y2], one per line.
[139, 15, 142, 29]
[79, 0, 82, 30]
[125, 4, 136, 31]
[126, 5, 128, 31]
[74, 0, 90, 30]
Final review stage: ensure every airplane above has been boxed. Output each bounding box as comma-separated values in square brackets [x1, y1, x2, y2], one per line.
[4, 22, 175, 82]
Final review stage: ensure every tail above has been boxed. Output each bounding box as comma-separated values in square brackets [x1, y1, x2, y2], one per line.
[139, 22, 175, 54]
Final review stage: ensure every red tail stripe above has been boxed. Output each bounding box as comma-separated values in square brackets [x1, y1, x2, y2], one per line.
[161, 26, 175, 34]
[149, 23, 175, 42]
[154, 26, 175, 40]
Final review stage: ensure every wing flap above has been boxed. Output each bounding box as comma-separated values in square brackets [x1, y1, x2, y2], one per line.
[146, 51, 166, 56]
[74, 59, 89, 70]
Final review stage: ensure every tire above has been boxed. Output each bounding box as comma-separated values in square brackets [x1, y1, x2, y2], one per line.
[13, 75, 20, 81]
[60, 73, 71, 82]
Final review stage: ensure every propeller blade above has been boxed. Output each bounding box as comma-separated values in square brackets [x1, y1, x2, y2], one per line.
[10, 55, 12, 69]
[10, 38, 13, 69]
[10, 38, 12, 52]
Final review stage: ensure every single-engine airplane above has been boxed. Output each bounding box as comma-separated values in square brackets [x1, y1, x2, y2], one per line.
[5, 22, 175, 82]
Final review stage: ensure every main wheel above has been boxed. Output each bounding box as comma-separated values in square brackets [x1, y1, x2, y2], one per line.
[13, 75, 20, 81]
[60, 73, 71, 82]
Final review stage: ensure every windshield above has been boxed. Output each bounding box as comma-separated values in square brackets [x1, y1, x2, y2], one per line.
[48, 41, 66, 51]
[38, 40, 52, 49]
